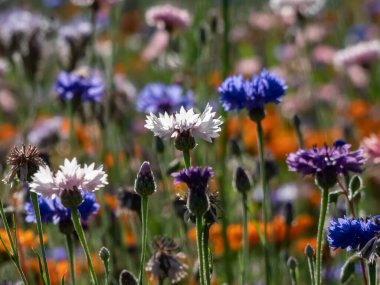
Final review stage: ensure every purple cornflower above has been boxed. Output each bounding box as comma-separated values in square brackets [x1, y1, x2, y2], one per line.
[55, 67, 105, 103]
[25, 192, 99, 224]
[286, 140, 366, 188]
[137, 83, 193, 114]
[327, 216, 380, 251]
[218, 69, 287, 114]
[172, 166, 214, 216]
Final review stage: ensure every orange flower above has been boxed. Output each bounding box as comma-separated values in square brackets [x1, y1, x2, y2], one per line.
[0, 229, 47, 253]
[104, 193, 118, 210]
[0, 123, 17, 142]
[295, 237, 317, 255]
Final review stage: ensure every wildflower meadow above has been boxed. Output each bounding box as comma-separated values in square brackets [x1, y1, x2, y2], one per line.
[1, 0, 380, 285]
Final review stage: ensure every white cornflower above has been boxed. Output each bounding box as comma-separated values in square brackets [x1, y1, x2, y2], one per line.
[30, 158, 108, 198]
[270, 0, 326, 17]
[145, 104, 223, 143]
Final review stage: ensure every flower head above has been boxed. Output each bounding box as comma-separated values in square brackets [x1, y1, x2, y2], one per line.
[327, 216, 380, 251]
[361, 134, 380, 164]
[25, 192, 99, 224]
[137, 83, 194, 114]
[145, 104, 222, 150]
[30, 158, 108, 199]
[145, 4, 191, 32]
[55, 67, 105, 103]
[3, 144, 46, 184]
[286, 141, 366, 188]
[173, 166, 214, 216]
[145, 236, 188, 283]
[218, 70, 287, 114]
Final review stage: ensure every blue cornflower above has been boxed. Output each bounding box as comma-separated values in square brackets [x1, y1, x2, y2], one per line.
[218, 69, 286, 113]
[137, 83, 194, 114]
[327, 216, 380, 251]
[55, 68, 105, 102]
[25, 192, 99, 224]
[286, 141, 366, 188]
[25, 195, 56, 224]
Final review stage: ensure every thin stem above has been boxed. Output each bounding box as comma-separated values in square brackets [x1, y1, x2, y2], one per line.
[183, 150, 191, 169]
[369, 261, 377, 285]
[256, 120, 271, 285]
[65, 234, 76, 285]
[306, 255, 315, 285]
[196, 215, 206, 285]
[138, 196, 149, 285]
[0, 201, 29, 285]
[289, 268, 298, 285]
[241, 193, 249, 285]
[30, 192, 51, 285]
[71, 208, 99, 285]
[202, 222, 211, 285]
[315, 187, 329, 285]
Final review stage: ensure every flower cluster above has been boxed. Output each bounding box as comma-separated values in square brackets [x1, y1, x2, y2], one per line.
[25, 192, 99, 225]
[137, 83, 194, 114]
[30, 158, 108, 198]
[218, 70, 286, 115]
[327, 216, 380, 251]
[55, 67, 105, 103]
[361, 134, 380, 165]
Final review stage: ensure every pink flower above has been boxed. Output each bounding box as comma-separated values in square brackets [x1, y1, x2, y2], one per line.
[141, 30, 170, 62]
[145, 4, 191, 32]
[333, 40, 380, 68]
[361, 134, 380, 164]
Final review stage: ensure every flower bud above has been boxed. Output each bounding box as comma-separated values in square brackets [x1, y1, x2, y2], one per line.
[304, 244, 315, 257]
[248, 107, 266, 122]
[174, 130, 196, 152]
[134, 161, 156, 196]
[99, 246, 110, 262]
[187, 188, 209, 216]
[60, 187, 83, 209]
[58, 219, 75, 235]
[287, 256, 298, 270]
[315, 166, 337, 190]
[119, 270, 137, 285]
[234, 166, 251, 193]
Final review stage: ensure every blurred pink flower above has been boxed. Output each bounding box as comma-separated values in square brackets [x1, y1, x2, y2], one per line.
[234, 58, 261, 76]
[346, 65, 369, 88]
[333, 39, 380, 68]
[248, 12, 279, 31]
[312, 45, 336, 64]
[361, 134, 380, 164]
[304, 24, 327, 43]
[141, 30, 170, 62]
[145, 4, 191, 32]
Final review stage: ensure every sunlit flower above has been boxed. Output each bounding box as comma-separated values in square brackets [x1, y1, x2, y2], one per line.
[30, 158, 108, 198]
[55, 67, 105, 102]
[361, 134, 380, 164]
[218, 70, 287, 114]
[145, 104, 223, 143]
[137, 83, 194, 114]
[145, 4, 192, 32]
[286, 140, 366, 188]
[145, 236, 188, 283]
[270, 0, 326, 17]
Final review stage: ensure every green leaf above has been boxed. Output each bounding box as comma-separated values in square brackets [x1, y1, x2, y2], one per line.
[349, 175, 363, 196]
[329, 190, 344, 204]
[61, 275, 65, 285]
[340, 255, 359, 283]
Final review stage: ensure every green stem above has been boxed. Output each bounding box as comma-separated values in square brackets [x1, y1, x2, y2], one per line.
[196, 215, 206, 285]
[65, 234, 76, 285]
[0, 201, 29, 285]
[289, 268, 298, 285]
[138, 196, 149, 285]
[241, 193, 249, 285]
[71, 208, 99, 285]
[315, 187, 329, 285]
[183, 150, 191, 168]
[306, 255, 315, 285]
[202, 222, 211, 285]
[256, 120, 271, 285]
[30, 192, 51, 285]
[369, 262, 377, 285]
